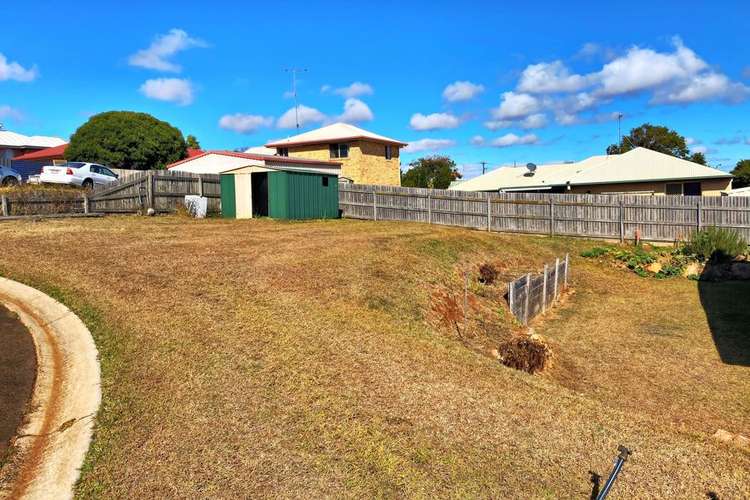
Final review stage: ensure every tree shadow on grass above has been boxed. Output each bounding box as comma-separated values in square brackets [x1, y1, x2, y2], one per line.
[698, 271, 750, 367]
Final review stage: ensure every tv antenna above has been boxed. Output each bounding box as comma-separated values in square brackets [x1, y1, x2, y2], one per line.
[480, 161, 488, 175]
[284, 67, 308, 130]
[617, 113, 624, 146]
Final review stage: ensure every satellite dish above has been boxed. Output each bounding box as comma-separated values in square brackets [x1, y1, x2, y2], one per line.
[526, 162, 537, 173]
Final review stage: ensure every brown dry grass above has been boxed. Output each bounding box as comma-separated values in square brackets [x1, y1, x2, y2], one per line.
[0, 216, 747, 498]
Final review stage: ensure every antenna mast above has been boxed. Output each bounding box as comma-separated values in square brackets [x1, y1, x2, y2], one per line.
[284, 67, 308, 130]
[480, 161, 488, 175]
[617, 113, 623, 147]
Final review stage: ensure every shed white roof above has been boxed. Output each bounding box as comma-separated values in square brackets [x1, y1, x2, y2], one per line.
[0, 130, 66, 149]
[265, 122, 407, 148]
[244, 145, 276, 155]
[168, 151, 341, 175]
[451, 147, 732, 192]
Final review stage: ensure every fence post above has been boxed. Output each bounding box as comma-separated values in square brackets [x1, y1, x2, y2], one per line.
[147, 171, 155, 211]
[619, 198, 625, 243]
[508, 280, 514, 318]
[553, 257, 559, 303]
[198, 176, 204, 197]
[549, 198, 555, 236]
[542, 263, 548, 313]
[427, 194, 432, 224]
[697, 198, 702, 231]
[487, 195, 491, 231]
[83, 194, 89, 215]
[372, 191, 377, 221]
[523, 273, 531, 325]
[0, 195, 7, 217]
[564, 253, 569, 288]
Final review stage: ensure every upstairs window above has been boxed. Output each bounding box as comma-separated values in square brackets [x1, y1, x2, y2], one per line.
[277, 147, 289, 157]
[329, 143, 349, 159]
[385, 145, 392, 160]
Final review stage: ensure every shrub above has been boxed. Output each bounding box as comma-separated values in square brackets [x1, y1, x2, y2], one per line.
[478, 263, 498, 285]
[66, 111, 187, 170]
[684, 227, 747, 262]
[497, 335, 552, 374]
[580, 247, 609, 258]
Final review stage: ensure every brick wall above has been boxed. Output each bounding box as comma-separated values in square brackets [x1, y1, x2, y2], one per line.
[282, 140, 401, 186]
[569, 177, 732, 196]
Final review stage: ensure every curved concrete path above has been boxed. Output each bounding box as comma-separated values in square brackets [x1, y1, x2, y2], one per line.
[0, 277, 101, 500]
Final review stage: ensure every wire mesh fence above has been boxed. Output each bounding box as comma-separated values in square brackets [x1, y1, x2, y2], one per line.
[508, 254, 569, 325]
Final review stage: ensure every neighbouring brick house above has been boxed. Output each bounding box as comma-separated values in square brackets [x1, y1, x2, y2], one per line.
[265, 123, 407, 186]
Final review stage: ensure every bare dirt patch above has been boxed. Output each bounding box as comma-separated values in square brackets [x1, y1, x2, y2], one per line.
[0, 305, 36, 464]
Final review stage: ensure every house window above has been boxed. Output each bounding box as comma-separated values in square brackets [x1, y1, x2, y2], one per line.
[329, 143, 349, 159]
[385, 145, 392, 160]
[322, 176, 329, 187]
[277, 147, 289, 157]
[683, 182, 702, 196]
[666, 183, 683, 195]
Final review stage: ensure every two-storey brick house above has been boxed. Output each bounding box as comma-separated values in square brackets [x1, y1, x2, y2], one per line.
[265, 123, 407, 186]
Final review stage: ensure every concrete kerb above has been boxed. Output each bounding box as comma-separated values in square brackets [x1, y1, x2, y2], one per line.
[0, 277, 101, 500]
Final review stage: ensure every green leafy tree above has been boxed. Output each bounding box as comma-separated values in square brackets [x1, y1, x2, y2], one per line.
[65, 111, 187, 170]
[731, 159, 750, 188]
[401, 155, 462, 189]
[186, 134, 201, 149]
[606, 123, 707, 165]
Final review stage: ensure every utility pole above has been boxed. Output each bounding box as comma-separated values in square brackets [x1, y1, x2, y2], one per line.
[284, 68, 308, 130]
[480, 161, 488, 175]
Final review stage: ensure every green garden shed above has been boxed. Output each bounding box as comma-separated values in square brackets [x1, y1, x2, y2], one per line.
[220, 166, 339, 220]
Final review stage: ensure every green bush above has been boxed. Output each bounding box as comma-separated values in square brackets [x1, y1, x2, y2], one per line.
[684, 227, 747, 262]
[580, 247, 609, 258]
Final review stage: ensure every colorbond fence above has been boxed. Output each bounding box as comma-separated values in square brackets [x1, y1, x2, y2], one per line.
[508, 255, 569, 325]
[339, 184, 750, 243]
[90, 170, 221, 213]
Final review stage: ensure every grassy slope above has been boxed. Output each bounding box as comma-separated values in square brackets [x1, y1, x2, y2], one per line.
[0, 216, 747, 498]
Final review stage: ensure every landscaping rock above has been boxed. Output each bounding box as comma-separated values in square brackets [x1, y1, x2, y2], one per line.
[713, 429, 734, 443]
[713, 429, 750, 450]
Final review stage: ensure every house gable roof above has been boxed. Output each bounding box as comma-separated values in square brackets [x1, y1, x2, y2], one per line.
[0, 130, 67, 149]
[265, 123, 407, 148]
[452, 147, 732, 192]
[14, 143, 69, 160]
[167, 150, 342, 170]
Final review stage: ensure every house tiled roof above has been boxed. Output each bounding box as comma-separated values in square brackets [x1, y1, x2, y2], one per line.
[265, 123, 407, 148]
[14, 143, 68, 160]
[451, 147, 732, 192]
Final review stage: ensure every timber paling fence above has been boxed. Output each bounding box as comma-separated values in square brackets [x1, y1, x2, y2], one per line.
[338, 184, 750, 243]
[0, 171, 221, 218]
[508, 254, 569, 325]
[90, 170, 221, 213]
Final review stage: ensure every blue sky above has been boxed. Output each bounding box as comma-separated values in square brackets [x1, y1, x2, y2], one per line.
[2, 1, 749, 178]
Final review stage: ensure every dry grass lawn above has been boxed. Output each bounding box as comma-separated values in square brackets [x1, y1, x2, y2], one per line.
[0, 216, 747, 498]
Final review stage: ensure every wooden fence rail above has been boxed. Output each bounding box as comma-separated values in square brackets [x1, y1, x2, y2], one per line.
[508, 254, 569, 325]
[339, 184, 750, 243]
[90, 170, 221, 213]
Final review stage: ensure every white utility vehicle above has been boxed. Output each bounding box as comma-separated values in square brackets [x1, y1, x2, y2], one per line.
[39, 162, 118, 189]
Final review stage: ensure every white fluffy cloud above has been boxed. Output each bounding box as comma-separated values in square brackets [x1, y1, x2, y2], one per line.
[277, 105, 327, 129]
[490, 133, 539, 148]
[128, 29, 206, 73]
[0, 53, 37, 82]
[491, 92, 541, 120]
[517, 61, 590, 94]
[442, 81, 484, 102]
[336, 98, 374, 123]
[139, 78, 194, 105]
[403, 138, 456, 153]
[409, 112, 460, 131]
[519, 113, 548, 129]
[470, 135, 485, 146]
[0, 105, 24, 121]
[218, 113, 273, 134]
[331, 82, 374, 98]
[500, 38, 749, 129]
